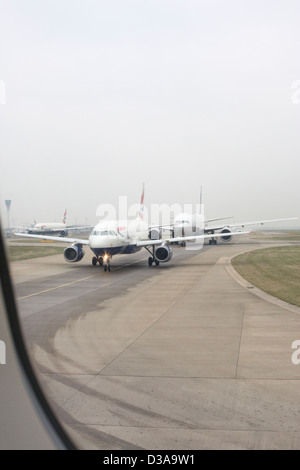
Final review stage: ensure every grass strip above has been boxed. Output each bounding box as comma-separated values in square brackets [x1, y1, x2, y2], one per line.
[232, 246, 300, 307]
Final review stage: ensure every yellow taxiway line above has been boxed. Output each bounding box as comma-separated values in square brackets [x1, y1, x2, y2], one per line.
[17, 257, 148, 300]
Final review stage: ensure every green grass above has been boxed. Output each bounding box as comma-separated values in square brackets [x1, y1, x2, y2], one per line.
[251, 230, 300, 241]
[232, 246, 300, 307]
[270, 236, 300, 241]
[9, 237, 67, 243]
[7, 246, 64, 262]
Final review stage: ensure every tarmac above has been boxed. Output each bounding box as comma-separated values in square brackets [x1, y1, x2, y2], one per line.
[9, 235, 300, 450]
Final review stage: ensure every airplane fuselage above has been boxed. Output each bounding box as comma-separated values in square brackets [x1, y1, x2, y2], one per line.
[173, 213, 204, 238]
[88, 219, 149, 257]
[29, 223, 68, 236]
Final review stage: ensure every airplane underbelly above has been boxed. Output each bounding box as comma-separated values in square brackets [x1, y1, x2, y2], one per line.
[174, 227, 202, 237]
[91, 246, 123, 257]
[91, 244, 142, 257]
[33, 230, 67, 236]
[122, 245, 142, 254]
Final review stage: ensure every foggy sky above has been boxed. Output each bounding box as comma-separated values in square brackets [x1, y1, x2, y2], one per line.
[1, 0, 300, 228]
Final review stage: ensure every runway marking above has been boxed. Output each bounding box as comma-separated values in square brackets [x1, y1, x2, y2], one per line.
[17, 273, 104, 300]
[17, 256, 149, 300]
[16, 247, 191, 301]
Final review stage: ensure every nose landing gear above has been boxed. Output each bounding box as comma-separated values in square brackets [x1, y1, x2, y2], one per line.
[92, 255, 112, 271]
[103, 256, 112, 272]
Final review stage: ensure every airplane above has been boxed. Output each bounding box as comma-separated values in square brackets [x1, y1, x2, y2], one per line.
[166, 188, 299, 246]
[14, 210, 89, 237]
[171, 213, 299, 246]
[13, 210, 69, 236]
[147, 186, 234, 243]
[14, 186, 250, 271]
[29, 209, 69, 236]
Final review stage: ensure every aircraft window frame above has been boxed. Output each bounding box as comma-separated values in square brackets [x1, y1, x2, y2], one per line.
[0, 223, 76, 450]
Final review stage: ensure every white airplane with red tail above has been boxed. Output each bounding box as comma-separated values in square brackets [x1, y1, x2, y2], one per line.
[14, 186, 250, 271]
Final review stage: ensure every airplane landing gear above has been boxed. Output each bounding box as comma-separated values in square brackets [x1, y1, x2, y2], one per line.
[146, 245, 160, 267]
[208, 229, 218, 245]
[92, 256, 104, 266]
[148, 256, 160, 266]
[103, 256, 111, 272]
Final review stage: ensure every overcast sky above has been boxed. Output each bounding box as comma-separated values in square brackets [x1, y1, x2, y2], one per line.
[0, 0, 300, 228]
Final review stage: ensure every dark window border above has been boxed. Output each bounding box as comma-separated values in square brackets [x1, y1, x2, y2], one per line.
[0, 222, 76, 450]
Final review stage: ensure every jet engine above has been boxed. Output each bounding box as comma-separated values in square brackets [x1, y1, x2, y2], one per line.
[154, 245, 173, 263]
[64, 244, 85, 262]
[148, 228, 162, 240]
[219, 228, 232, 242]
[59, 230, 68, 237]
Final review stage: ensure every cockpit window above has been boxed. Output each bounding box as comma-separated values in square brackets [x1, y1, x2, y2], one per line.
[91, 230, 113, 236]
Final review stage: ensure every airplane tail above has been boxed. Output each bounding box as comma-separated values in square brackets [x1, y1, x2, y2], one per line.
[138, 184, 145, 220]
[63, 209, 67, 224]
[199, 186, 203, 215]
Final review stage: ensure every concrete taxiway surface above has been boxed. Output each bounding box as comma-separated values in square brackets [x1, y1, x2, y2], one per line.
[8, 236, 300, 450]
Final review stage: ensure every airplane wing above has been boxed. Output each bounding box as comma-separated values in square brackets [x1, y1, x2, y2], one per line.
[150, 225, 174, 232]
[136, 230, 250, 247]
[39, 228, 70, 233]
[66, 225, 94, 231]
[13, 233, 90, 245]
[11, 226, 32, 232]
[150, 217, 234, 231]
[205, 216, 234, 223]
[205, 217, 299, 232]
[12, 226, 92, 234]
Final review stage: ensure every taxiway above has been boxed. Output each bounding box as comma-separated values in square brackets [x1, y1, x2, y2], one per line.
[9, 235, 300, 450]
